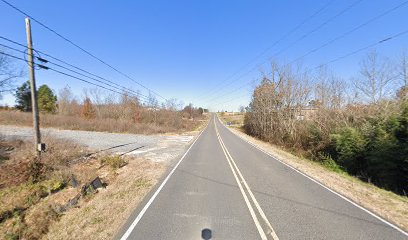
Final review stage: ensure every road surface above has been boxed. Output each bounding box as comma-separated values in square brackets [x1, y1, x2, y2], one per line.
[117, 114, 407, 239]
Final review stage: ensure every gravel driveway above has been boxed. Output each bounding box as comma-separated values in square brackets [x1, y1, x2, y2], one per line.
[0, 125, 195, 162]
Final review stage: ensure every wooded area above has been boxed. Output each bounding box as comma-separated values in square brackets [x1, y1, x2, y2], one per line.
[1, 80, 206, 134]
[244, 50, 408, 195]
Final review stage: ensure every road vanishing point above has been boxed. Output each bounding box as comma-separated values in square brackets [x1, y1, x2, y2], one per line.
[117, 114, 408, 240]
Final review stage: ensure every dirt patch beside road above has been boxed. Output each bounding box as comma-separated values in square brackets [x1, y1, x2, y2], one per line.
[44, 158, 165, 240]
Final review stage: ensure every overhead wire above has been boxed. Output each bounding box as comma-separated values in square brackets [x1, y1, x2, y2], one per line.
[0, 88, 16, 93]
[0, 36, 144, 95]
[0, 38, 152, 101]
[0, 51, 152, 104]
[199, 0, 363, 101]
[196, 0, 336, 99]
[286, 0, 408, 66]
[210, 29, 408, 108]
[0, 0, 167, 101]
[204, 0, 408, 105]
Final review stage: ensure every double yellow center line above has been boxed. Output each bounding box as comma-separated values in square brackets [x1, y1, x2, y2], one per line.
[214, 117, 279, 240]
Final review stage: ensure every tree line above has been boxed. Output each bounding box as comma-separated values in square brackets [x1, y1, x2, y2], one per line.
[244, 50, 408, 195]
[15, 81, 57, 113]
[13, 81, 205, 116]
[2, 79, 206, 135]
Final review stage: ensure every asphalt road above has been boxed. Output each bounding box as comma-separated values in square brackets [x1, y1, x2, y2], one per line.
[117, 114, 408, 240]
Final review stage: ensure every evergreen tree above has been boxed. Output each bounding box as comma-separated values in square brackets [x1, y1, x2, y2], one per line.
[14, 81, 32, 112]
[38, 84, 57, 113]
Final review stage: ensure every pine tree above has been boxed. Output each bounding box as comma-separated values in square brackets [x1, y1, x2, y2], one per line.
[14, 81, 32, 112]
[37, 84, 57, 113]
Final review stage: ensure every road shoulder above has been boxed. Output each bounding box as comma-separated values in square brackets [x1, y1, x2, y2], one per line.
[225, 125, 408, 233]
[113, 120, 210, 240]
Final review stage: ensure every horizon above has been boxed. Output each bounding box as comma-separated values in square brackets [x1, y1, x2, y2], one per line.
[1, 0, 408, 111]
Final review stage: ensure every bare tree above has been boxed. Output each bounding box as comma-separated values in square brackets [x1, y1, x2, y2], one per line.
[397, 51, 408, 100]
[399, 50, 408, 87]
[165, 98, 183, 111]
[314, 66, 347, 110]
[58, 85, 78, 115]
[239, 105, 245, 113]
[354, 50, 395, 104]
[147, 92, 159, 109]
[0, 51, 24, 99]
[245, 61, 311, 144]
[89, 87, 105, 106]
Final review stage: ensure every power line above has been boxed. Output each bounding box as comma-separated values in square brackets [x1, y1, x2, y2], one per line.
[0, 51, 151, 104]
[210, 29, 408, 107]
[286, 0, 408, 66]
[0, 35, 141, 92]
[204, 0, 408, 105]
[0, 38, 151, 101]
[218, 93, 251, 107]
[0, 42, 25, 54]
[196, 0, 336, 99]
[0, 0, 167, 101]
[0, 88, 16, 93]
[272, 0, 365, 58]
[0, 51, 124, 96]
[206, 78, 256, 104]
[0, 36, 26, 48]
[317, 29, 408, 67]
[48, 68, 149, 103]
[199, 0, 363, 101]
[47, 60, 151, 102]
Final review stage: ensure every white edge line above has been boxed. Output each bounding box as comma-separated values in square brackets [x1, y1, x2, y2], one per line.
[216, 115, 408, 237]
[120, 121, 209, 240]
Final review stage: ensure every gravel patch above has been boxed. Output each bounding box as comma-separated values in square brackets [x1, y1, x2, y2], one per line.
[0, 125, 194, 163]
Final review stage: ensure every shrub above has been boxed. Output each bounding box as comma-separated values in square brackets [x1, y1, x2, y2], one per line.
[100, 155, 126, 170]
[81, 98, 96, 119]
[330, 127, 366, 175]
[317, 152, 343, 173]
[364, 102, 408, 193]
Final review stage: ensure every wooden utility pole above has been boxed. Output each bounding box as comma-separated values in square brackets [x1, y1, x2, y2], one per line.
[25, 17, 41, 157]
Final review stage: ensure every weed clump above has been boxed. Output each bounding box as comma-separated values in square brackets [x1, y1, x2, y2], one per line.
[100, 155, 127, 170]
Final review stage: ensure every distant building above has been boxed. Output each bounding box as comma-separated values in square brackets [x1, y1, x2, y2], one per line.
[295, 107, 318, 120]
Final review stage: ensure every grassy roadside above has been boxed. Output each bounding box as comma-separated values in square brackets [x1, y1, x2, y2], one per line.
[44, 158, 164, 240]
[0, 136, 165, 240]
[218, 113, 408, 232]
[0, 110, 204, 135]
[218, 112, 245, 126]
[47, 116, 210, 239]
[0, 115, 209, 240]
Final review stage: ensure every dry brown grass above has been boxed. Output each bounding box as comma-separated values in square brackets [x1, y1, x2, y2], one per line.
[0, 136, 88, 240]
[0, 110, 203, 135]
[0, 113, 207, 239]
[44, 158, 165, 240]
[0, 136, 86, 189]
[219, 113, 245, 125]
[228, 126, 408, 231]
[0, 130, 172, 240]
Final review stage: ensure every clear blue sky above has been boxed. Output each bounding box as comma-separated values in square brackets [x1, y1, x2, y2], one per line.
[1, 0, 407, 111]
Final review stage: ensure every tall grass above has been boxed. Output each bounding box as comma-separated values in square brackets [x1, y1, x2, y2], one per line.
[0, 109, 202, 134]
